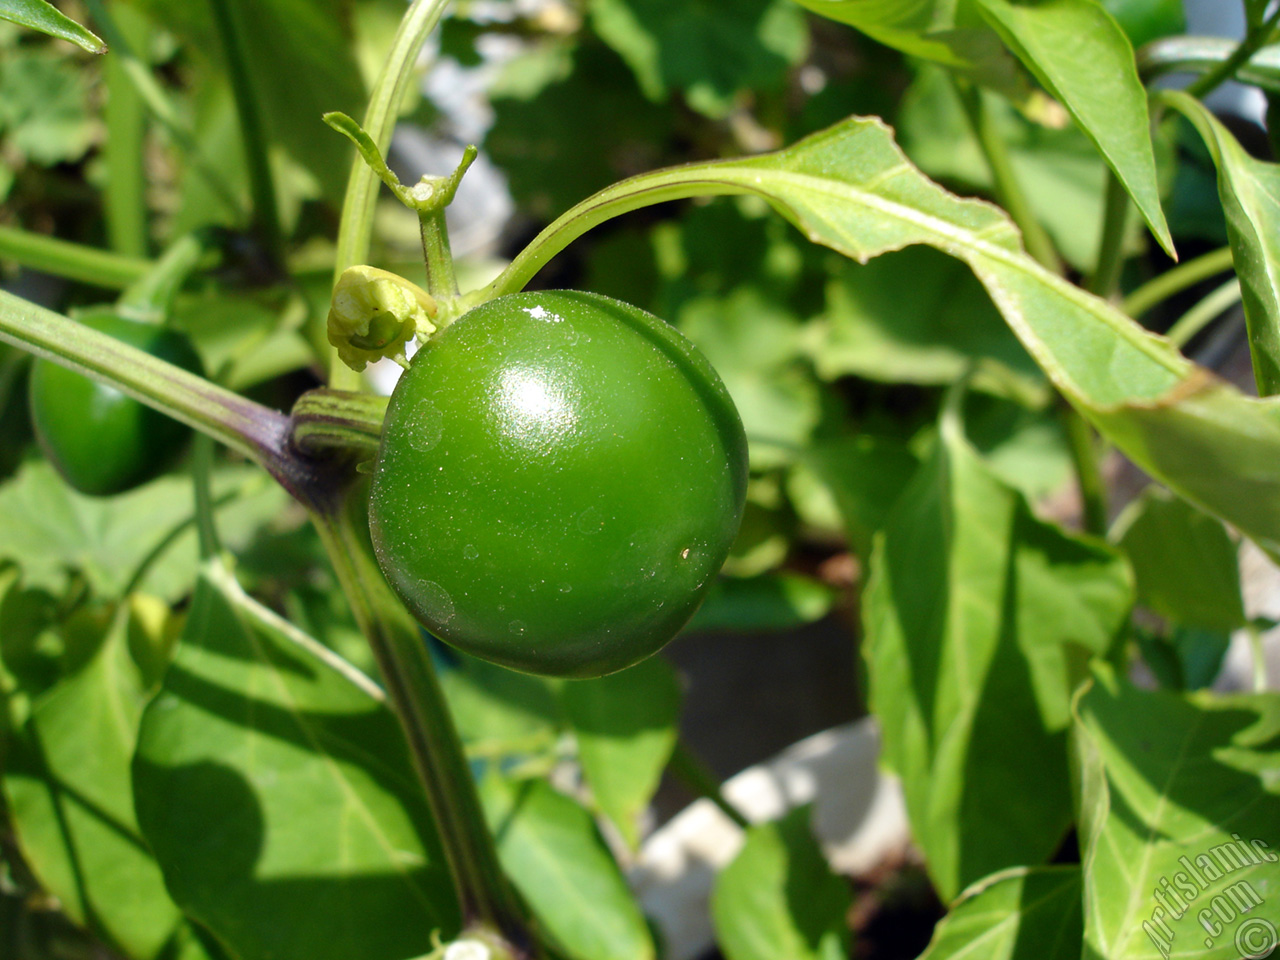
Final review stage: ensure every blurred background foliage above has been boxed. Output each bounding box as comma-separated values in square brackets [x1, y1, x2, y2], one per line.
[3, 0, 1263, 956]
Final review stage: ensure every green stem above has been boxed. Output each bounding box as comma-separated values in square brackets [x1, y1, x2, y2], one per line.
[955, 81, 1062, 274]
[192, 434, 221, 561]
[311, 495, 532, 952]
[1165, 277, 1242, 348]
[1057, 398, 1108, 537]
[0, 289, 288, 473]
[1246, 621, 1270, 694]
[417, 146, 476, 300]
[208, 0, 283, 266]
[103, 1, 150, 257]
[120, 482, 252, 597]
[83, 0, 245, 222]
[117, 232, 215, 323]
[668, 740, 750, 830]
[0, 224, 149, 288]
[1137, 37, 1280, 93]
[1086, 172, 1131, 298]
[1122, 245, 1235, 319]
[1185, 11, 1280, 100]
[331, 0, 454, 390]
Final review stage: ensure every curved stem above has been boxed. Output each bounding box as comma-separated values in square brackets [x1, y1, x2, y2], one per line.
[208, 0, 283, 266]
[331, 0, 454, 389]
[1165, 276, 1242, 348]
[955, 81, 1061, 274]
[192, 434, 221, 561]
[1056, 397, 1108, 536]
[1086, 172, 1130, 299]
[102, 1, 150, 257]
[1122, 245, 1235, 319]
[482, 178, 746, 301]
[668, 739, 750, 829]
[0, 224, 150, 289]
[1186, 11, 1280, 100]
[120, 481, 253, 597]
[1139, 35, 1280, 96]
[311, 495, 533, 952]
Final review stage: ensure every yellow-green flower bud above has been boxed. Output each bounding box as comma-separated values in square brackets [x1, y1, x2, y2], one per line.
[327, 265, 436, 371]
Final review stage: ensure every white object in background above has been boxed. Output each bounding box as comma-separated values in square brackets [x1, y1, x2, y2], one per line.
[631, 719, 910, 960]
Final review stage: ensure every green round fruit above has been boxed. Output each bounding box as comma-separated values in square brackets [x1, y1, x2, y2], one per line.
[369, 290, 748, 678]
[29, 311, 204, 496]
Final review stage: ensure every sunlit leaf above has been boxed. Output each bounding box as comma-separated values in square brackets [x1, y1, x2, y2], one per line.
[864, 404, 1131, 900]
[1075, 665, 1280, 960]
[480, 774, 655, 960]
[1163, 91, 1280, 396]
[134, 561, 460, 960]
[919, 866, 1082, 960]
[4, 606, 184, 959]
[1113, 486, 1245, 632]
[711, 806, 852, 960]
[560, 656, 681, 850]
[0, 462, 287, 602]
[588, 0, 807, 117]
[0, 0, 104, 52]
[973, 0, 1173, 257]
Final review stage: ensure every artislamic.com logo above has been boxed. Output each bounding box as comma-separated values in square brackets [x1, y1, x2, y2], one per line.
[1143, 835, 1277, 959]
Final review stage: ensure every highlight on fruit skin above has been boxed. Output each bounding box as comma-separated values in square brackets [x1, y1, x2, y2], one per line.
[327, 265, 437, 371]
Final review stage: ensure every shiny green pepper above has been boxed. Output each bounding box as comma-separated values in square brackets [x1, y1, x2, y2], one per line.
[28, 311, 204, 496]
[369, 290, 748, 678]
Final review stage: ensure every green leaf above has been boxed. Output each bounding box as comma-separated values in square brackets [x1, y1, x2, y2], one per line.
[1133, 624, 1232, 691]
[785, 0, 1023, 94]
[1113, 486, 1245, 632]
[814, 245, 1041, 387]
[440, 654, 562, 758]
[964, 394, 1073, 501]
[0, 462, 287, 602]
[710, 806, 852, 960]
[480, 774, 655, 960]
[675, 286, 822, 468]
[487, 41, 674, 220]
[588, 0, 807, 117]
[560, 656, 681, 850]
[0, 50, 97, 166]
[688, 572, 838, 632]
[863, 406, 1132, 900]
[3, 606, 183, 959]
[124, 0, 366, 208]
[799, 434, 920, 559]
[972, 0, 1173, 258]
[919, 866, 1083, 960]
[1163, 91, 1280, 396]
[1075, 665, 1280, 960]
[133, 561, 460, 960]
[898, 64, 1133, 273]
[0, 0, 105, 52]
[1099, 0, 1184, 48]
[492, 116, 1280, 559]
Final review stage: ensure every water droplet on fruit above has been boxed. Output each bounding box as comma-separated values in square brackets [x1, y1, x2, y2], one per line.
[463, 544, 479, 560]
[558, 582, 572, 593]
[577, 506, 604, 534]
[417, 580, 454, 623]
[408, 399, 443, 452]
[509, 620, 526, 634]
